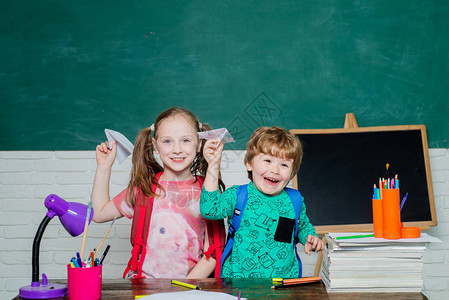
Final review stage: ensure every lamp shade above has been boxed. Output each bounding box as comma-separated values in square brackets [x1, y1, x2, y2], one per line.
[44, 194, 93, 236]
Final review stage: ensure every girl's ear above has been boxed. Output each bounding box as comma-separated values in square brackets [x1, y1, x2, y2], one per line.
[153, 138, 159, 154]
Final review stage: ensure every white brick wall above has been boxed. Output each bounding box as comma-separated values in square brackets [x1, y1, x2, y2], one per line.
[1, 149, 448, 299]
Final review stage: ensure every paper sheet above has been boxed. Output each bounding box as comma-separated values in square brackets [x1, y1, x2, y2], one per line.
[137, 290, 246, 300]
[197, 128, 235, 146]
[328, 232, 441, 244]
[104, 129, 134, 164]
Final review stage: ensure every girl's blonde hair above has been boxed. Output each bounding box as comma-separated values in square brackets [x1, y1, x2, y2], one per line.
[244, 126, 303, 180]
[126, 107, 225, 207]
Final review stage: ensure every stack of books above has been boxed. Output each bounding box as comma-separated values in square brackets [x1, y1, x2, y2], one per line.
[320, 232, 437, 293]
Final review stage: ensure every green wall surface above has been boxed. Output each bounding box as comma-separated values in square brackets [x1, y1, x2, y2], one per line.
[1, 1, 448, 150]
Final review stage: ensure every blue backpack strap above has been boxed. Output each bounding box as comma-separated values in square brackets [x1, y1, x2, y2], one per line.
[220, 185, 248, 276]
[285, 187, 304, 278]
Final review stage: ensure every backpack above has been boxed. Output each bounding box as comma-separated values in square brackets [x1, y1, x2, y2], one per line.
[220, 184, 304, 278]
[124, 172, 226, 278]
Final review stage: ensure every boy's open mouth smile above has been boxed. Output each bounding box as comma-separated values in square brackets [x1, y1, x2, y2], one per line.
[264, 176, 280, 185]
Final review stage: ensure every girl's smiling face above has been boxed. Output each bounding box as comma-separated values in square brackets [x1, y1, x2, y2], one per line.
[245, 153, 293, 196]
[154, 115, 199, 181]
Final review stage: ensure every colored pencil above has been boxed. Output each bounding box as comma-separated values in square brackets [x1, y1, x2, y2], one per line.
[335, 234, 374, 240]
[400, 193, 409, 211]
[95, 216, 116, 257]
[271, 277, 322, 288]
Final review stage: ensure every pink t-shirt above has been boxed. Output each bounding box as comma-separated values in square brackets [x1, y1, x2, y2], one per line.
[113, 178, 205, 278]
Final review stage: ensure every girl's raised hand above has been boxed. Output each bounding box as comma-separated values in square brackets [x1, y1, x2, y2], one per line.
[96, 140, 117, 167]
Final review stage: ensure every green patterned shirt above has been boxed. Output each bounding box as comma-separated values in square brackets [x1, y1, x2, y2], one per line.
[200, 182, 317, 278]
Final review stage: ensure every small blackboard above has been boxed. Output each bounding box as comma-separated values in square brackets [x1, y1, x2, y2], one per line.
[291, 125, 436, 234]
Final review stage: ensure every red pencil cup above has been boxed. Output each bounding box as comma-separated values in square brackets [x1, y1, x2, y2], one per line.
[67, 265, 102, 300]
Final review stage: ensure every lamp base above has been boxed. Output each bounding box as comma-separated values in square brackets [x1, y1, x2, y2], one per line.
[19, 283, 67, 299]
[19, 274, 67, 299]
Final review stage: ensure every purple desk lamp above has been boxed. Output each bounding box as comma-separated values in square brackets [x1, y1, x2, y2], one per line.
[19, 194, 94, 299]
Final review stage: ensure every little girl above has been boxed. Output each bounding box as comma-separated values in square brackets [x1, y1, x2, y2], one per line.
[91, 107, 225, 279]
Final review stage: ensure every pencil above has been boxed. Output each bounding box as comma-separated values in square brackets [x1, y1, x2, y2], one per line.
[400, 193, 409, 211]
[95, 216, 116, 257]
[80, 201, 92, 260]
[379, 178, 383, 199]
[171, 280, 201, 290]
[335, 234, 374, 240]
[271, 277, 322, 288]
[272, 277, 321, 284]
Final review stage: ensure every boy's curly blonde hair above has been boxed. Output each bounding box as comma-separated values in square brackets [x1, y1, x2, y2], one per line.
[244, 126, 303, 181]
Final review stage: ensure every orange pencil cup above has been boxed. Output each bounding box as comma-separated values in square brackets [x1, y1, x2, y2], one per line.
[67, 265, 102, 300]
[382, 189, 401, 239]
[372, 198, 383, 238]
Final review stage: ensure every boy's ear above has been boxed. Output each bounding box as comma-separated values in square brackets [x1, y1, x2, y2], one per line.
[245, 161, 253, 172]
[152, 138, 159, 154]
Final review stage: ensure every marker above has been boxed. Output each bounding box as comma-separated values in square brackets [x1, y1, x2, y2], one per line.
[99, 245, 110, 265]
[171, 280, 201, 290]
[71, 257, 80, 268]
[400, 193, 408, 211]
[76, 252, 82, 267]
[335, 234, 374, 240]
[394, 174, 399, 189]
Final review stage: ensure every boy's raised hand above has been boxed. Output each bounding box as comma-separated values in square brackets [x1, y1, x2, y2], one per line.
[203, 139, 223, 192]
[304, 235, 324, 255]
[96, 140, 117, 168]
[203, 139, 224, 169]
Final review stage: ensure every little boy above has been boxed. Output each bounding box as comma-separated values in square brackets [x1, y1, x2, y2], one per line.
[200, 126, 323, 278]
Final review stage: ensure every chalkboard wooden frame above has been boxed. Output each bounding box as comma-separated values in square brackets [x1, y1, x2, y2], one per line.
[291, 123, 437, 235]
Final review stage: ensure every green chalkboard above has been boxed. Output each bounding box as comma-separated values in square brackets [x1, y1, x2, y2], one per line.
[1, 1, 449, 150]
